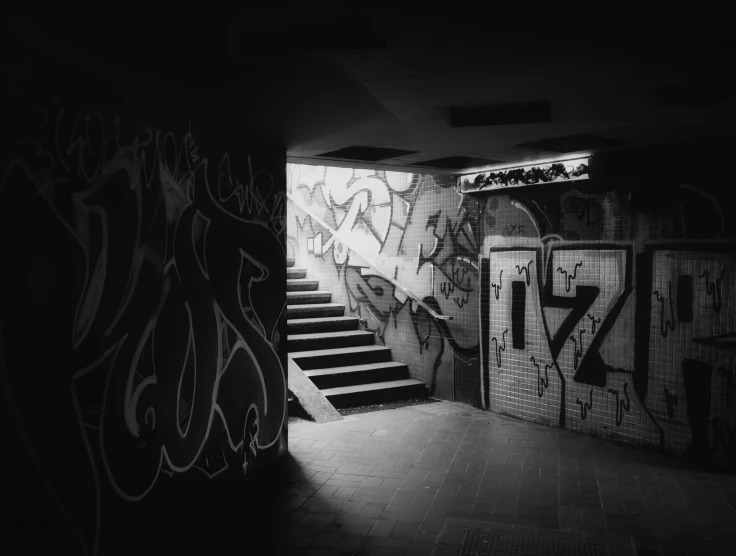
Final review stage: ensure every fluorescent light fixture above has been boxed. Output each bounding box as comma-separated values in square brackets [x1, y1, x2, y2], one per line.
[459, 157, 590, 193]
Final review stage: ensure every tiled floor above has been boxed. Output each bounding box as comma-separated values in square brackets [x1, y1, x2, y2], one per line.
[269, 401, 736, 556]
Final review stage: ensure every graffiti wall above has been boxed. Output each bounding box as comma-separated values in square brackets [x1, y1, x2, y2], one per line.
[1, 107, 287, 554]
[286, 165, 483, 404]
[287, 158, 736, 464]
[477, 172, 736, 464]
[642, 246, 736, 457]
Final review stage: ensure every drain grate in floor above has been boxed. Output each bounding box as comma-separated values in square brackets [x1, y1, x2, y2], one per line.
[460, 529, 607, 556]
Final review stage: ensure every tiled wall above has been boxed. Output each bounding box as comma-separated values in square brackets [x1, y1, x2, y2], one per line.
[476, 172, 735, 463]
[645, 248, 735, 455]
[287, 157, 736, 463]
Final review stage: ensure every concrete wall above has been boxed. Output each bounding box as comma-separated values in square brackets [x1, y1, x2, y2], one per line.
[286, 144, 736, 464]
[1, 46, 287, 554]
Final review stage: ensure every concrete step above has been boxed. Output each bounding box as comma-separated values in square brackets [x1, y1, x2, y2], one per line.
[287, 279, 319, 292]
[287, 303, 345, 319]
[322, 379, 428, 409]
[287, 268, 307, 279]
[287, 257, 295, 268]
[290, 345, 391, 370]
[287, 316, 360, 334]
[288, 330, 375, 351]
[304, 361, 409, 389]
[287, 291, 332, 305]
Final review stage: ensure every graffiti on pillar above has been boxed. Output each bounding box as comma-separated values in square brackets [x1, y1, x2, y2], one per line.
[700, 269, 725, 312]
[587, 314, 600, 335]
[608, 384, 630, 426]
[653, 284, 676, 337]
[481, 242, 663, 439]
[569, 329, 586, 371]
[664, 388, 679, 420]
[577, 390, 594, 420]
[481, 234, 736, 456]
[472, 163, 736, 459]
[530, 356, 552, 397]
[516, 259, 533, 286]
[557, 261, 583, 293]
[491, 271, 503, 300]
[642, 246, 735, 460]
[711, 418, 736, 463]
[1, 108, 286, 555]
[491, 329, 508, 368]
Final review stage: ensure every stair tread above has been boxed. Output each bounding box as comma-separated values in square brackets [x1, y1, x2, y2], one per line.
[289, 345, 389, 359]
[288, 283, 319, 292]
[288, 330, 373, 341]
[287, 291, 332, 296]
[321, 379, 425, 396]
[287, 279, 318, 283]
[287, 316, 358, 325]
[287, 303, 344, 310]
[303, 361, 408, 377]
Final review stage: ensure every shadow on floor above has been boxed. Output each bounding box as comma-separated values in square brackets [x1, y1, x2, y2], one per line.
[271, 401, 736, 556]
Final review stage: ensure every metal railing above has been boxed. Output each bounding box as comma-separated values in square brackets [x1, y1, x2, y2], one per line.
[287, 192, 452, 321]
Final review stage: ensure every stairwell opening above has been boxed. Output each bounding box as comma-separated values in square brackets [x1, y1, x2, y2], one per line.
[285, 163, 468, 419]
[286, 256, 430, 415]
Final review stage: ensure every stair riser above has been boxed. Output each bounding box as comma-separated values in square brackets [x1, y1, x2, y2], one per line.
[287, 293, 332, 305]
[310, 366, 409, 389]
[292, 350, 391, 370]
[326, 384, 428, 409]
[287, 306, 345, 319]
[287, 319, 360, 334]
[287, 269, 307, 279]
[287, 258, 295, 268]
[288, 334, 375, 352]
[287, 280, 319, 292]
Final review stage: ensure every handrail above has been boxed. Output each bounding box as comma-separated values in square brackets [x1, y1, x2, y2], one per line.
[287, 192, 452, 321]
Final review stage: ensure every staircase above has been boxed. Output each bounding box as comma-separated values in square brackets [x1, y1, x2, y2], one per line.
[287, 258, 428, 409]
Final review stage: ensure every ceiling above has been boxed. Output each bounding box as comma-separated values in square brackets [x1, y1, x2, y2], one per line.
[5, 8, 736, 175]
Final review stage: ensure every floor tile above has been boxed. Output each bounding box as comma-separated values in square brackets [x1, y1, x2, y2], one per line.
[276, 407, 736, 555]
[368, 518, 397, 537]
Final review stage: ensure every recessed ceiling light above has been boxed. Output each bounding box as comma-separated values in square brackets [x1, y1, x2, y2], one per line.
[316, 146, 418, 162]
[411, 156, 504, 170]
